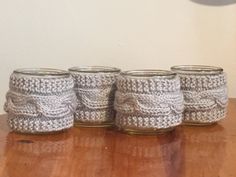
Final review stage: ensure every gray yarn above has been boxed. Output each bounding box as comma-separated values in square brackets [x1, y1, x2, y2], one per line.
[114, 74, 184, 131]
[177, 73, 228, 123]
[5, 91, 76, 118]
[75, 87, 115, 109]
[70, 72, 119, 124]
[115, 91, 184, 116]
[4, 73, 77, 133]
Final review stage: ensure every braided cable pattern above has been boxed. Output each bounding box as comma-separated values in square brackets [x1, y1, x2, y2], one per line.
[5, 91, 77, 118]
[183, 87, 228, 111]
[176, 72, 228, 123]
[75, 87, 115, 109]
[4, 72, 77, 133]
[114, 74, 184, 131]
[115, 91, 183, 116]
[70, 72, 119, 124]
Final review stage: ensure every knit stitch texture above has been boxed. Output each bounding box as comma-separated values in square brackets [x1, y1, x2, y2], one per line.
[70, 71, 119, 125]
[4, 71, 77, 133]
[114, 74, 184, 131]
[177, 73, 228, 123]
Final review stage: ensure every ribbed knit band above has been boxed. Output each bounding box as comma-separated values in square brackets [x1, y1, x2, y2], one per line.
[184, 107, 226, 123]
[70, 72, 118, 88]
[74, 109, 115, 123]
[7, 114, 74, 133]
[116, 113, 182, 130]
[9, 74, 74, 94]
[179, 73, 226, 90]
[116, 75, 180, 93]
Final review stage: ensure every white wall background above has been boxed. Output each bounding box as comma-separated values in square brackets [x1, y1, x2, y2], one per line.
[0, 0, 236, 113]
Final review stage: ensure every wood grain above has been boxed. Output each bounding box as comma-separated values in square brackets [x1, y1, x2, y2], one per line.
[0, 99, 236, 177]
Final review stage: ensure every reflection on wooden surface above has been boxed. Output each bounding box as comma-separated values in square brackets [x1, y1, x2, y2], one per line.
[183, 125, 226, 177]
[113, 130, 183, 177]
[4, 131, 73, 177]
[71, 128, 115, 177]
[0, 99, 236, 177]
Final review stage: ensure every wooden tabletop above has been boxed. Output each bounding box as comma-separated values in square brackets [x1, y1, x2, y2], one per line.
[0, 99, 236, 177]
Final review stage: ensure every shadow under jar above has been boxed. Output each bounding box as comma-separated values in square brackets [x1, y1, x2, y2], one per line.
[4, 68, 77, 134]
[69, 66, 120, 127]
[114, 70, 184, 135]
[171, 65, 228, 125]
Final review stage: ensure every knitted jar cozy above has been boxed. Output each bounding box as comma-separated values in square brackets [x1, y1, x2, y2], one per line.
[4, 68, 77, 133]
[114, 70, 184, 134]
[69, 66, 120, 127]
[171, 65, 228, 124]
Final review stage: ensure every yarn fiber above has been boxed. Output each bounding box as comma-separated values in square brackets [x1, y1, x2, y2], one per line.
[114, 71, 184, 132]
[171, 66, 228, 124]
[69, 67, 120, 125]
[4, 69, 77, 133]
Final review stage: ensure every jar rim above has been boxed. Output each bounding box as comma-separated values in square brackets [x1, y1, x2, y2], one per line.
[121, 70, 176, 77]
[171, 65, 223, 74]
[68, 66, 121, 73]
[14, 68, 70, 77]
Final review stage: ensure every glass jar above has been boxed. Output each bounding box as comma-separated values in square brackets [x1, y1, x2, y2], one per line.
[69, 66, 120, 127]
[114, 70, 184, 134]
[4, 68, 77, 133]
[171, 65, 228, 125]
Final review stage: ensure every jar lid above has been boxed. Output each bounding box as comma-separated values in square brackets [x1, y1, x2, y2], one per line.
[68, 66, 120, 73]
[13, 68, 70, 77]
[171, 65, 223, 75]
[121, 70, 176, 78]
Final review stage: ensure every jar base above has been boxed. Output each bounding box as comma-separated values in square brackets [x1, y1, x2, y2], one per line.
[10, 128, 71, 135]
[182, 121, 217, 126]
[117, 127, 175, 135]
[74, 121, 114, 128]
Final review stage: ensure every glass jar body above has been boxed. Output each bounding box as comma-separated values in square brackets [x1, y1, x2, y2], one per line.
[69, 66, 120, 127]
[114, 70, 184, 134]
[171, 65, 228, 125]
[4, 68, 77, 134]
